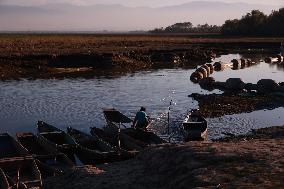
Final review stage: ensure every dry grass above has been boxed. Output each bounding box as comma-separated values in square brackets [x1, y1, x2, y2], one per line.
[0, 34, 283, 56]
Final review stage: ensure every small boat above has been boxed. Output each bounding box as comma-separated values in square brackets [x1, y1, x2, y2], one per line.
[68, 127, 137, 164]
[182, 110, 208, 141]
[0, 133, 29, 160]
[121, 128, 166, 145]
[101, 108, 166, 149]
[37, 121, 78, 163]
[90, 127, 146, 151]
[67, 127, 115, 152]
[16, 132, 59, 156]
[38, 121, 133, 165]
[16, 132, 74, 174]
[0, 158, 42, 188]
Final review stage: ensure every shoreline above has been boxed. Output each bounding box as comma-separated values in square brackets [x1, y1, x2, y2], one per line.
[190, 93, 284, 118]
[0, 34, 282, 80]
[44, 125, 284, 189]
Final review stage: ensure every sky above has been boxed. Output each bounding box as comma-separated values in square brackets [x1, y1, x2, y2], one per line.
[1, 0, 283, 7]
[0, 0, 283, 31]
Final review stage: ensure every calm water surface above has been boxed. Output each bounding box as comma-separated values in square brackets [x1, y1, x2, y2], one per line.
[0, 54, 283, 139]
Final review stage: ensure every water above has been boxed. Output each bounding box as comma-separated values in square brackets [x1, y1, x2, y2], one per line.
[0, 54, 283, 139]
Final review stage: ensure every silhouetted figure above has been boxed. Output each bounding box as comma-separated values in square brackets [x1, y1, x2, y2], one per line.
[132, 107, 150, 131]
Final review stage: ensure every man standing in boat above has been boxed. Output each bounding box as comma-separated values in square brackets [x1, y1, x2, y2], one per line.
[132, 107, 150, 131]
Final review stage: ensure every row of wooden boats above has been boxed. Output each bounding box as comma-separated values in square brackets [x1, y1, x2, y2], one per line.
[0, 108, 207, 188]
[0, 115, 167, 188]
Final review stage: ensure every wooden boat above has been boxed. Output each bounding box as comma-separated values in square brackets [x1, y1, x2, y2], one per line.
[121, 128, 166, 145]
[0, 158, 42, 188]
[38, 121, 134, 165]
[37, 121, 78, 163]
[67, 127, 115, 152]
[90, 127, 146, 151]
[16, 132, 59, 156]
[16, 132, 74, 175]
[68, 127, 137, 164]
[0, 133, 29, 160]
[182, 110, 208, 141]
[101, 108, 166, 148]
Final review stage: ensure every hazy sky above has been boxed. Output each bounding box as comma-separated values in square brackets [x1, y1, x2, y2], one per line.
[1, 0, 283, 7]
[0, 0, 283, 31]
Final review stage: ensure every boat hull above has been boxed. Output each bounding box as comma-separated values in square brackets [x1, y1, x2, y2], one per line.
[183, 114, 208, 142]
[0, 158, 42, 188]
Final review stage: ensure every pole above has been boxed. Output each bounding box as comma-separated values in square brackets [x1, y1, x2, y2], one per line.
[118, 122, 121, 149]
[168, 100, 172, 135]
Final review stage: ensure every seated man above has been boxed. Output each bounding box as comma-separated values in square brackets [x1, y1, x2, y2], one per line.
[132, 107, 150, 131]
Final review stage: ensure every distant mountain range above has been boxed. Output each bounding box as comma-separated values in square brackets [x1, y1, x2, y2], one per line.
[0, 1, 282, 31]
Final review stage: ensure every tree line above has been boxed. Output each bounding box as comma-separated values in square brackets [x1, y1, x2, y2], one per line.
[221, 8, 284, 36]
[149, 22, 221, 34]
[149, 7, 284, 36]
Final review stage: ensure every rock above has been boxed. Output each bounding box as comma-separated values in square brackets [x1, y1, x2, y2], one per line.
[213, 62, 225, 71]
[226, 78, 245, 91]
[199, 77, 216, 91]
[212, 81, 227, 90]
[274, 86, 284, 93]
[196, 67, 208, 78]
[257, 79, 279, 93]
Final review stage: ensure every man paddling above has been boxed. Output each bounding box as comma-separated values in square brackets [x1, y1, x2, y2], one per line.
[132, 107, 150, 131]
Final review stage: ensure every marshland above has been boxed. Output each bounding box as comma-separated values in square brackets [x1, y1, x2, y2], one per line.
[1, 2, 284, 189]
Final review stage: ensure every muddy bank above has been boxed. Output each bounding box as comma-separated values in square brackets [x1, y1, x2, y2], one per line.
[215, 125, 284, 142]
[44, 125, 284, 189]
[0, 34, 283, 80]
[0, 48, 215, 80]
[189, 93, 284, 118]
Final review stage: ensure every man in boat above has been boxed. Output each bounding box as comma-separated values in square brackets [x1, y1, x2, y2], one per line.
[132, 107, 150, 131]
